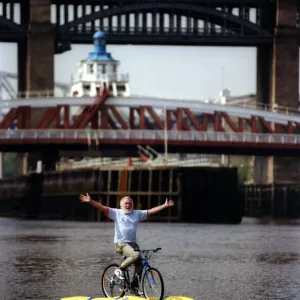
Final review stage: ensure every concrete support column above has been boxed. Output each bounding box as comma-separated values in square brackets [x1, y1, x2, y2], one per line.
[26, 0, 57, 173]
[14, 3, 29, 177]
[273, 0, 300, 183]
[254, 156, 274, 184]
[254, 0, 299, 184]
[18, 1, 29, 94]
[255, 46, 274, 184]
[272, 0, 299, 109]
[14, 153, 28, 176]
[27, 0, 54, 93]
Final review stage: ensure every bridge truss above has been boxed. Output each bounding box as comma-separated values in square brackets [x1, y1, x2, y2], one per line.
[0, 87, 299, 155]
[0, 0, 280, 48]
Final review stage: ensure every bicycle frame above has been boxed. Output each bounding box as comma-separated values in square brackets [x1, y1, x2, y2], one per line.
[124, 254, 151, 287]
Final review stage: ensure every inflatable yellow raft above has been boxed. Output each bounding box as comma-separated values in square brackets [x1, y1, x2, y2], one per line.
[61, 296, 194, 300]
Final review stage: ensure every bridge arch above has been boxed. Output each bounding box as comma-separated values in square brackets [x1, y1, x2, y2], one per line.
[58, 3, 270, 36]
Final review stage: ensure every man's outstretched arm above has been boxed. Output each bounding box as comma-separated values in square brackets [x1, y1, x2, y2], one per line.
[147, 198, 174, 216]
[79, 193, 108, 215]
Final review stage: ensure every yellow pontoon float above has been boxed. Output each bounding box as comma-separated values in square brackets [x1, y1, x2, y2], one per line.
[61, 296, 194, 300]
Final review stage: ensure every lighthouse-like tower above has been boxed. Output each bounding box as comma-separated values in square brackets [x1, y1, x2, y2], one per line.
[70, 30, 130, 98]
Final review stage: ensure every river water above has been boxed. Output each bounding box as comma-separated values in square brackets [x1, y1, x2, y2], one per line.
[1, 217, 300, 300]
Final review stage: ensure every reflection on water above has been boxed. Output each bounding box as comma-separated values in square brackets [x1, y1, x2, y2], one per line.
[256, 252, 300, 265]
[1, 217, 300, 300]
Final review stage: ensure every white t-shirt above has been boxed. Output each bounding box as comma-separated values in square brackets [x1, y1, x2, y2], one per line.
[108, 208, 148, 243]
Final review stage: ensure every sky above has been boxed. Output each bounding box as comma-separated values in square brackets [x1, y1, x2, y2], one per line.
[0, 42, 257, 100]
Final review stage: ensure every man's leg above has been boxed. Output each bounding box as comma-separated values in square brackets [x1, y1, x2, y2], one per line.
[114, 242, 141, 281]
[120, 243, 141, 270]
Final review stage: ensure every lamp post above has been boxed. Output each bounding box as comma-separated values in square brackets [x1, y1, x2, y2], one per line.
[164, 101, 168, 163]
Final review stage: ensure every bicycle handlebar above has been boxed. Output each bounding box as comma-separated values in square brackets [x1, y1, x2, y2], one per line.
[139, 247, 162, 253]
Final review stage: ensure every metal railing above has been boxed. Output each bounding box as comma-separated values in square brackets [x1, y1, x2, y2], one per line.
[12, 90, 56, 99]
[1, 129, 300, 145]
[129, 94, 300, 117]
[57, 154, 221, 171]
[64, 26, 268, 37]
[71, 73, 130, 83]
[1, 90, 300, 120]
[224, 100, 300, 116]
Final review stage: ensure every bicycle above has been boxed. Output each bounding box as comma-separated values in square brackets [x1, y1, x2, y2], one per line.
[101, 247, 164, 300]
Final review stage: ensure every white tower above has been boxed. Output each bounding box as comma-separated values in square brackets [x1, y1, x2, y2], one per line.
[70, 30, 130, 98]
[219, 88, 231, 104]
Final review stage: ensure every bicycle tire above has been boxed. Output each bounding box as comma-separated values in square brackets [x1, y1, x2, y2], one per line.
[101, 263, 125, 298]
[142, 267, 164, 300]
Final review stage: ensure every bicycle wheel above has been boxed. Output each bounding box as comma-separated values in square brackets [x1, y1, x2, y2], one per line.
[142, 267, 164, 300]
[101, 263, 125, 298]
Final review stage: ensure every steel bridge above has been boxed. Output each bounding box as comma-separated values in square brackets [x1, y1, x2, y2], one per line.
[0, 87, 300, 156]
[0, 0, 299, 183]
[0, 0, 291, 48]
[0, 0, 298, 123]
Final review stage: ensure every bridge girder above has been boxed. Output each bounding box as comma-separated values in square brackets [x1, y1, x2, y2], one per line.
[56, 2, 272, 46]
[0, 16, 26, 41]
[0, 0, 276, 45]
[58, 3, 266, 33]
[0, 103, 299, 135]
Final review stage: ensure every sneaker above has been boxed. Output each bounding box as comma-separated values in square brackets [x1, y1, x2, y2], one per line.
[114, 268, 125, 280]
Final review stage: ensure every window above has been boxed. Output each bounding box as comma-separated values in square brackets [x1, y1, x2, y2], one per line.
[118, 85, 126, 91]
[88, 64, 93, 74]
[83, 85, 90, 92]
[95, 39, 105, 45]
[112, 64, 117, 72]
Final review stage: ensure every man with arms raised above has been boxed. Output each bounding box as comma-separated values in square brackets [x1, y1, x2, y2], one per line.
[79, 194, 174, 295]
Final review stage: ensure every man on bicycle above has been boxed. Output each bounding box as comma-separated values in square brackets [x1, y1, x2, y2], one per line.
[79, 194, 174, 295]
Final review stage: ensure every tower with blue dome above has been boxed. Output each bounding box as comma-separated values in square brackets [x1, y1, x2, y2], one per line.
[70, 30, 130, 98]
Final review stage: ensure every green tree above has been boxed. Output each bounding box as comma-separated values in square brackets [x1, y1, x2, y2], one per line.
[3, 152, 17, 177]
[238, 164, 254, 184]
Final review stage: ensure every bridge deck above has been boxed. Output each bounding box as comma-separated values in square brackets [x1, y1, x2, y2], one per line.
[0, 95, 299, 125]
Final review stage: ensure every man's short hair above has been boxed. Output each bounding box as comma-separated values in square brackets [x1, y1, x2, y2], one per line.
[120, 196, 133, 207]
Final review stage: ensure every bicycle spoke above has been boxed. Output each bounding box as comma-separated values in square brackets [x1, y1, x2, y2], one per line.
[142, 268, 164, 300]
[101, 263, 125, 298]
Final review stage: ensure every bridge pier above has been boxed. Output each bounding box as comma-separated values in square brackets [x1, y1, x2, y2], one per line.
[17, 1, 29, 93]
[27, 0, 54, 92]
[15, 0, 57, 175]
[253, 157, 274, 184]
[272, 0, 299, 109]
[255, 0, 300, 184]
[15, 153, 28, 176]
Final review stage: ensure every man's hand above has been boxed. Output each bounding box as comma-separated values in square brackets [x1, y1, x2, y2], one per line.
[147, 198, 174, 216]
[165, 198, 174, 207]
[80, 193, 91, 203]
